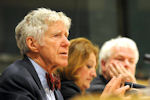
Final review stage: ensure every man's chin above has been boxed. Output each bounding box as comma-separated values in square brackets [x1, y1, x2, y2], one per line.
[58, 62, 68, 67]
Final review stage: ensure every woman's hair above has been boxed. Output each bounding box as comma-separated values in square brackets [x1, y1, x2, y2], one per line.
[15, 8, 71, 55]
[60, 37, 99, 81]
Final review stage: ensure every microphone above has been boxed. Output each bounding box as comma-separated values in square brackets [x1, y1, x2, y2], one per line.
[125, 82, 147, 88]
[143, 53, 150, 64]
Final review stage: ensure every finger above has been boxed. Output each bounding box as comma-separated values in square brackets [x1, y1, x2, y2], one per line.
[116, 64, 128, 81]
[126, 75, 136, 83]
[114, 62, 124, 74]
[108, 69, 115, 78]
[118, 64, 130, 77]
[107, 64, 115, 78]
[103, 77, 116, 93]
[119, 63, 129, 74]
[108, 75, 123, 91]
[115, 85, 130, 96]
[118, 64, 136, 82]
[109, 64, 119, 76]
[102, 76, 126, 97]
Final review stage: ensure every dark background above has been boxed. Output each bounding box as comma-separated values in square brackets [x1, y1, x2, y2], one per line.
[0, 0, 150, 79]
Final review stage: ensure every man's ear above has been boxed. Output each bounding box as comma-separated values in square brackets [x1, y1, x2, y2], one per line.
[101, 60, 106, 72]
[26, 36, 39, 52]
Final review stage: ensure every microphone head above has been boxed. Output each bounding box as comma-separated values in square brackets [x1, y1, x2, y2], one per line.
[125, 82, 147, 88]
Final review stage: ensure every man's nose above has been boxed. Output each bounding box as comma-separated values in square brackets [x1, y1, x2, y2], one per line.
[124, 59, 130, 68]
[62, 36, 70, 47]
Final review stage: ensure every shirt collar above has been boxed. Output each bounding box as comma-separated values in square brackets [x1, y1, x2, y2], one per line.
[28, 57, 49, 89]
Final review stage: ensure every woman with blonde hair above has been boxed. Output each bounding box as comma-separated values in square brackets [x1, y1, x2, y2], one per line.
[59, 37, 99, 100]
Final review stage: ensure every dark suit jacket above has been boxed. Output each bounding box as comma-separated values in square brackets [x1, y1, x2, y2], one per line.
[60, 79, 81, 100]
[0, 56, 64, 100]
[86, 75, 108, 94]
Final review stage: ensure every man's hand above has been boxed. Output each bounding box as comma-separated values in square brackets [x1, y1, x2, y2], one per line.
[100, 75, 130, 99]
[106, 60, 136, 83]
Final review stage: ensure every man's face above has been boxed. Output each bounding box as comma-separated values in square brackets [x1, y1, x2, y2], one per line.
[102, 46, 137, 80]
[39, 21, 70, 70]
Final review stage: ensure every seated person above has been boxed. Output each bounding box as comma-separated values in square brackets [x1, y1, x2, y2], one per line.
[59, 37, 99, 100]
[0, 8, 71, 100]
[59, 37, 129, 100]
[87, 37, 139, 93]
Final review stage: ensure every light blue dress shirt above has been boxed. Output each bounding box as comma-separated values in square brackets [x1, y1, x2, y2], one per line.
[28, 57, 56, 100]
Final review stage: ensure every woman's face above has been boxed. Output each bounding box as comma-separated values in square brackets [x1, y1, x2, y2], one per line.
[75, 52, 97, 91]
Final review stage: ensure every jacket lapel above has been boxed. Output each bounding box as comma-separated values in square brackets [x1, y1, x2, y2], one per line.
[23, 56, 64, 100]
[54, 90, 64, 100]
[22, 56, 46, 96]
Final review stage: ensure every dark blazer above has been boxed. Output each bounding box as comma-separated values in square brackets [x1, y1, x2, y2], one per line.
[60, 79, 81, 100]
[86, 75, 108, 94]
[0, 56, 64, 100]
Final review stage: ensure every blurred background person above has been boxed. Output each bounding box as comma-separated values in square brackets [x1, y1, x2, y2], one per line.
[58, 37, 99, 100]
[87, 37, 139, 93]
[58, 37, 129, 100]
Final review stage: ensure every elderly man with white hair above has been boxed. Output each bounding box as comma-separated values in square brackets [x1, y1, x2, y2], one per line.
[0, 8, 71, 100]
[87, 36, 139, 93]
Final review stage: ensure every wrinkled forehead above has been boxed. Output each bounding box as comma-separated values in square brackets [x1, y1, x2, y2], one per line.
[45, 19, 69, 29]
[111, 46, 136, 59]
[45, 20, 69, 34]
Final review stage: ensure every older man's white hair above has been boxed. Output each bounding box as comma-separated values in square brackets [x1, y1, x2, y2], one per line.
[99, 37, 139, 71]
[15, 8, 71, 55]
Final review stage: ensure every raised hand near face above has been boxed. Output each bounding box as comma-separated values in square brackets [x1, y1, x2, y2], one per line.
[105, 60, 136, 83]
